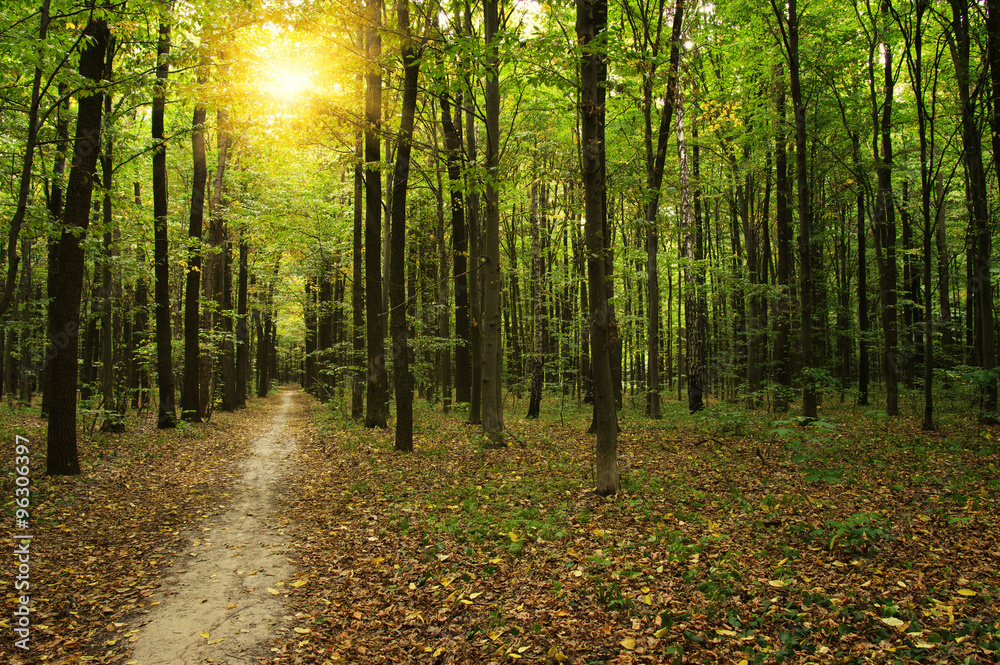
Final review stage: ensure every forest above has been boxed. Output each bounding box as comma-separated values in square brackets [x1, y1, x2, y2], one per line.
[2, 0, 1000, 663]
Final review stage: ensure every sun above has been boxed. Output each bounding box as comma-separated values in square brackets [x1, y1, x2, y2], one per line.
[267, 65, 312, 99]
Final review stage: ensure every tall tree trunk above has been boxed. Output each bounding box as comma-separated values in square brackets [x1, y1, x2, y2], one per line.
[872, 0, 898, 417]
[578, 0, 618, 495]
[351, 22, 366, 420]
[364, 0, 389, 428]
[637, 0, 685, 419]
[852, 133, 870, 406]
[47, 14, 110, 475]
[389, 0, 421, 451]
[210, 105, 236, 412]
[677, 93, 703, 414]
[153, 13, 176, 428]
[952, 0, 996, 420]
[772, 62, 793, 410]
[304, 278, 317, 394]
[100, 50, 124, 432]
[481, 0, 504, 446]
[42, 83, 70, 418]
[181, 96, 207, 422]
[441, 93, 469, 407]
[526, 178, 544, 418]
[234, 231, 248, 408]
[1, 0, 50, 321]
[775, 0, 818, 418]
[465, 4, 482, 425]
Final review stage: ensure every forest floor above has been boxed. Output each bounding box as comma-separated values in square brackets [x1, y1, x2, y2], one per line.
[2, 387, 1000, 664]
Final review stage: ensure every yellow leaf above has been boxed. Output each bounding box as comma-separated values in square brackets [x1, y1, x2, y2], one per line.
[621, 637, 636, 650]
[653, 627, 667, 639]
[881, 617, 905, 627]
[200, 632, 210, 639]
[227, 604, 236, 609]
[768, 580, 786, 587]
[469, 592, 483, 599]
[267, 588, 280, 595]
[517, 646, 530, 653]
[642, 594, 652, 605]
[716, 629, 738, 637]
[291, 579, 308, 588]
[957, 589, 977, 597]
[294, 627, 311, 634]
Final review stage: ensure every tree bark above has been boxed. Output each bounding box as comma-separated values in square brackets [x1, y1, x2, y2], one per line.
[46, 15, 110, 475]
[464, 4, 482, 425]
[181, 97, 207, 422]
[772, 62, 793, 410]
[0, 0, 50, 321]
[952, 0, 996, 420]
[364, 0, 389, 428]
[480, 0, 504, 447]
[578, 0, 618, 495]
[441, 93, 470, 407]
[389, 0, 421, 451]
[677, 93, 703, 414]
[153, 13, 176, 428]
[235, 231, 248, 408]
[352, 24, 366, 420]
[526, 178, 544, 418]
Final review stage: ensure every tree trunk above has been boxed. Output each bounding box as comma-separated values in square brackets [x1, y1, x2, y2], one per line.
[527, 178, 544, 418]
[389, 0, 421, 451]
[480, 0, 504, 447]
[153, 14, 176, 428]
[181, 97, 207, 422]
[235, 232, 248, 408]
[364, 0, 389, 428]
[0, 0, 50, 321]
[47, 15, 110, 475]
[637, 0, 685, 419]
[677, 93, 703, 414]
[578, 0, 618, 495]
[772, 61, 793, 410]
[851, 133, 870, 406]
[100, 54, 124, 432]
[871, 0, 898, 417]
[465, 4, 482, 425]
[952, 0, 996, 420]
[779, 0, 818, 418]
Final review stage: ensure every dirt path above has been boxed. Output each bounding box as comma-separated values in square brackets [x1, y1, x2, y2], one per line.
[128, 390, 300, 664]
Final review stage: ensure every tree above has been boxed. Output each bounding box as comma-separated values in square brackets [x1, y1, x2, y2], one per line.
[364, 0, 389, 429]
[153, 8, 176, 428]
[182, 92, 208, 422]
[0, 0, 51, 322]
[620, 0, 686, 419]
[47, 12, 111, 475]
[481, 0, 504, 447]
[389, 0, 424, 452]
[950, 0, 997, 421]
[771, 0, 817, 419]
[578, 0, 618, 496]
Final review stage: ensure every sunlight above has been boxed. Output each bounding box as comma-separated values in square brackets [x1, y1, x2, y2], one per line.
[267, 64, 312, 100]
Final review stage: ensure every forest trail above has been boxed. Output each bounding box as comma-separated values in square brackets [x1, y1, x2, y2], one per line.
[128, 389, 301, 664]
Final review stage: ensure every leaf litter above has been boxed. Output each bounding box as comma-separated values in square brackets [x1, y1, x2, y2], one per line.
[2, 393, 999, 664]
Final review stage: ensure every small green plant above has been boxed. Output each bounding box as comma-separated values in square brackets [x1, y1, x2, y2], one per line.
[825, 511, 896, 552]
[593, 579, 633, 610]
